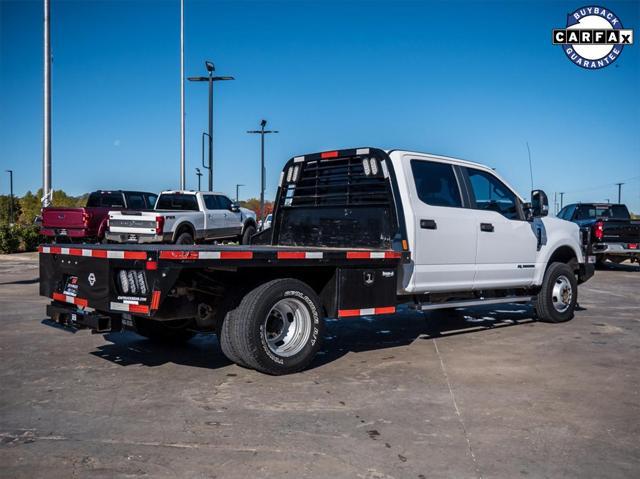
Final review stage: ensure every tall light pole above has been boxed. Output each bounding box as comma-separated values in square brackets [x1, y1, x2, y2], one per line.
[42, 0, 52, 207]
[179, 0, 185, 190]
[236, 183, 244, 202]
[188, 61, 234, 191]
[615, 182, 624, 203]
[5, 170, 14, 225]
[195, 168, 202, 191]
[247, 119, 278, 221]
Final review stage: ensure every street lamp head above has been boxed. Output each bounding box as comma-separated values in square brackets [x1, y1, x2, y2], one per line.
[205, 61, 215, 73]
[195, 168, 201, 174]
[260, 119, 267, 128]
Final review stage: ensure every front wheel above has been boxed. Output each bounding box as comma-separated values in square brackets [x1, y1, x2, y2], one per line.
[534, 262, 578, 323]
[228, 278, 325, 375]
[241, 225, 256, 245]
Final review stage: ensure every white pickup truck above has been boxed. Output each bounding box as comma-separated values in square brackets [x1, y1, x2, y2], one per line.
[106, 191, 257, 245]
[42, 148, 595, 375]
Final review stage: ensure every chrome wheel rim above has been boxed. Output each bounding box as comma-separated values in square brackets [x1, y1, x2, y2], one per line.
[552, 275, 573, 313]
[263, 297, 311, 357]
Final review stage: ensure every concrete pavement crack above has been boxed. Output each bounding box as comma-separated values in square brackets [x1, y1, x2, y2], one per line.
[433, 338, 483, 479]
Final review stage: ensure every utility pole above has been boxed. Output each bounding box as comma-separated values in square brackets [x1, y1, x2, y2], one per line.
[5, 170, 14, 225]
[247, 119, 278, 221]
[188, 61, 234, 191]
[42, 0, 52, 207]
[195, 168, 202, 191]
[615, 182, 624, 203]
[554, 192, 558, 214]
[559, 192, 565, 209]
[179, 0, 185, 190]
[236, 183, 244, 203]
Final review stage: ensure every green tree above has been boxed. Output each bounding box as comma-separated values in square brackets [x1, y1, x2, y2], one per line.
[18, 190, 42, 225]
[0, 195, 22, 226]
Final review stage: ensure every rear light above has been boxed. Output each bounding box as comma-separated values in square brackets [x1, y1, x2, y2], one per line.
[629, 243, 638, 250]
[594, 221, 604, 240]
[155, 216, 165, 235]
[82, 212, 92, 226]
[118, 270, 148, 295]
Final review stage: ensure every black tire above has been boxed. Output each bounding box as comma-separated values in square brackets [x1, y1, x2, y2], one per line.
[133, 317, 196, 343]
[595, 255, 606, 268]
[230, 278, 325, 375]
[218, 309, 251, 368]
[241, 225, 256, 245]
[175, 232, 194, 245]
[533, 262, 578, 323]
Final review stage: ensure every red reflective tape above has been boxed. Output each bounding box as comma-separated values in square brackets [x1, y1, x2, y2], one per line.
[146, 261, 158, 270]
[346, 251, 370, 259]
[129, 304, 150, 314]
[159, 251, 199, 260]
[220, 251, 253, 260]
[321, 151, 339, 159]
[49, 246, 62, 254]
[75, 297, 88, 308]
[277, 251, 306, 259]
[38, 245, 44, 253]
[337, 309, 361, 318]
[69, 248, 83, 256]
[151, 290, 161, 310]
[123, 251, 147, 260]
[92, 249, 108, 258]
[52, 292, 66, 302]
[374, 306, 396, 315]
[384, 251, 402, 259]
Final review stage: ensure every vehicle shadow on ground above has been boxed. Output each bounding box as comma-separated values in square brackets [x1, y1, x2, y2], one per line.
[0, 277, 40, 285]
[310, 305, 537, 369]
[83, 304, 544, 372]
[90, 331, 233, 370]
[597, 261, 640, 272]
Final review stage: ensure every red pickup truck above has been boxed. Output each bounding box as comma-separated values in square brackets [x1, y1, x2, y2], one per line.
[41, 190, 157, 243]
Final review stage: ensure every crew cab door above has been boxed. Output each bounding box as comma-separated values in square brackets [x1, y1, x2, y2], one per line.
[215, 195, 243, 237]
[202, 195, 227, 239]
[405, 158, 477, 292]
[462, 167, 538, 288]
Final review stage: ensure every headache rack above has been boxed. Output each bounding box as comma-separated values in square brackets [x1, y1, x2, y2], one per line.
[270, 148, 402, 249]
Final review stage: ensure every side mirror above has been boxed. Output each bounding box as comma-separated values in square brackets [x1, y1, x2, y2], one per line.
[531, 190, 549, 218]
[230, 202, 240, 212]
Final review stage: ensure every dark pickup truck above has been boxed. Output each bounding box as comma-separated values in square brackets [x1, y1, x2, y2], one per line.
[41, 190, 157, 243]
[558, 203, 640, 265]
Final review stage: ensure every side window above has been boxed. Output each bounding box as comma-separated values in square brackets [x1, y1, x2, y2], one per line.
[466, 168, 520, 220]
[557, 206, 568, 219]
[216, 195, 232, 210]
[125, 193, 145, 210]
[203, 195, 219, 210]
[146, 194, 158, 208]
[86, 193, 100, 207]
[564, 205, 576, 220]
[410, 160, 462, 208]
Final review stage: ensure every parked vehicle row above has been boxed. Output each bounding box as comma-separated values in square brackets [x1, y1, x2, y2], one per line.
[40, 190, 257, 245]
[107, 191, 257, 245]
[558, 202, 639, 265]
[41, 147, 595, 375]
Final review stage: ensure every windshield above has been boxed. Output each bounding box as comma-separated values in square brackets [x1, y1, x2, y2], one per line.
[156, 194, 199, 211]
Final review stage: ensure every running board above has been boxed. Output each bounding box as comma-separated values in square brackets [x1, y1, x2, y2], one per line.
[413, 296, 533, 311]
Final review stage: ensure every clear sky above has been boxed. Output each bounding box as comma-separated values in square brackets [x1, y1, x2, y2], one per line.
[1, 0, 639, 212]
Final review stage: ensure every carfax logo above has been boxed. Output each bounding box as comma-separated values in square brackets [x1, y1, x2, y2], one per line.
[552, 6, 634, 69]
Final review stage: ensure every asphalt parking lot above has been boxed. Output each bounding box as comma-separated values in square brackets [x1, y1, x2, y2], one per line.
[0, 253, 638, 478]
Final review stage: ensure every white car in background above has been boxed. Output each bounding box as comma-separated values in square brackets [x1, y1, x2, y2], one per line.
[106, 191, 257, 244]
